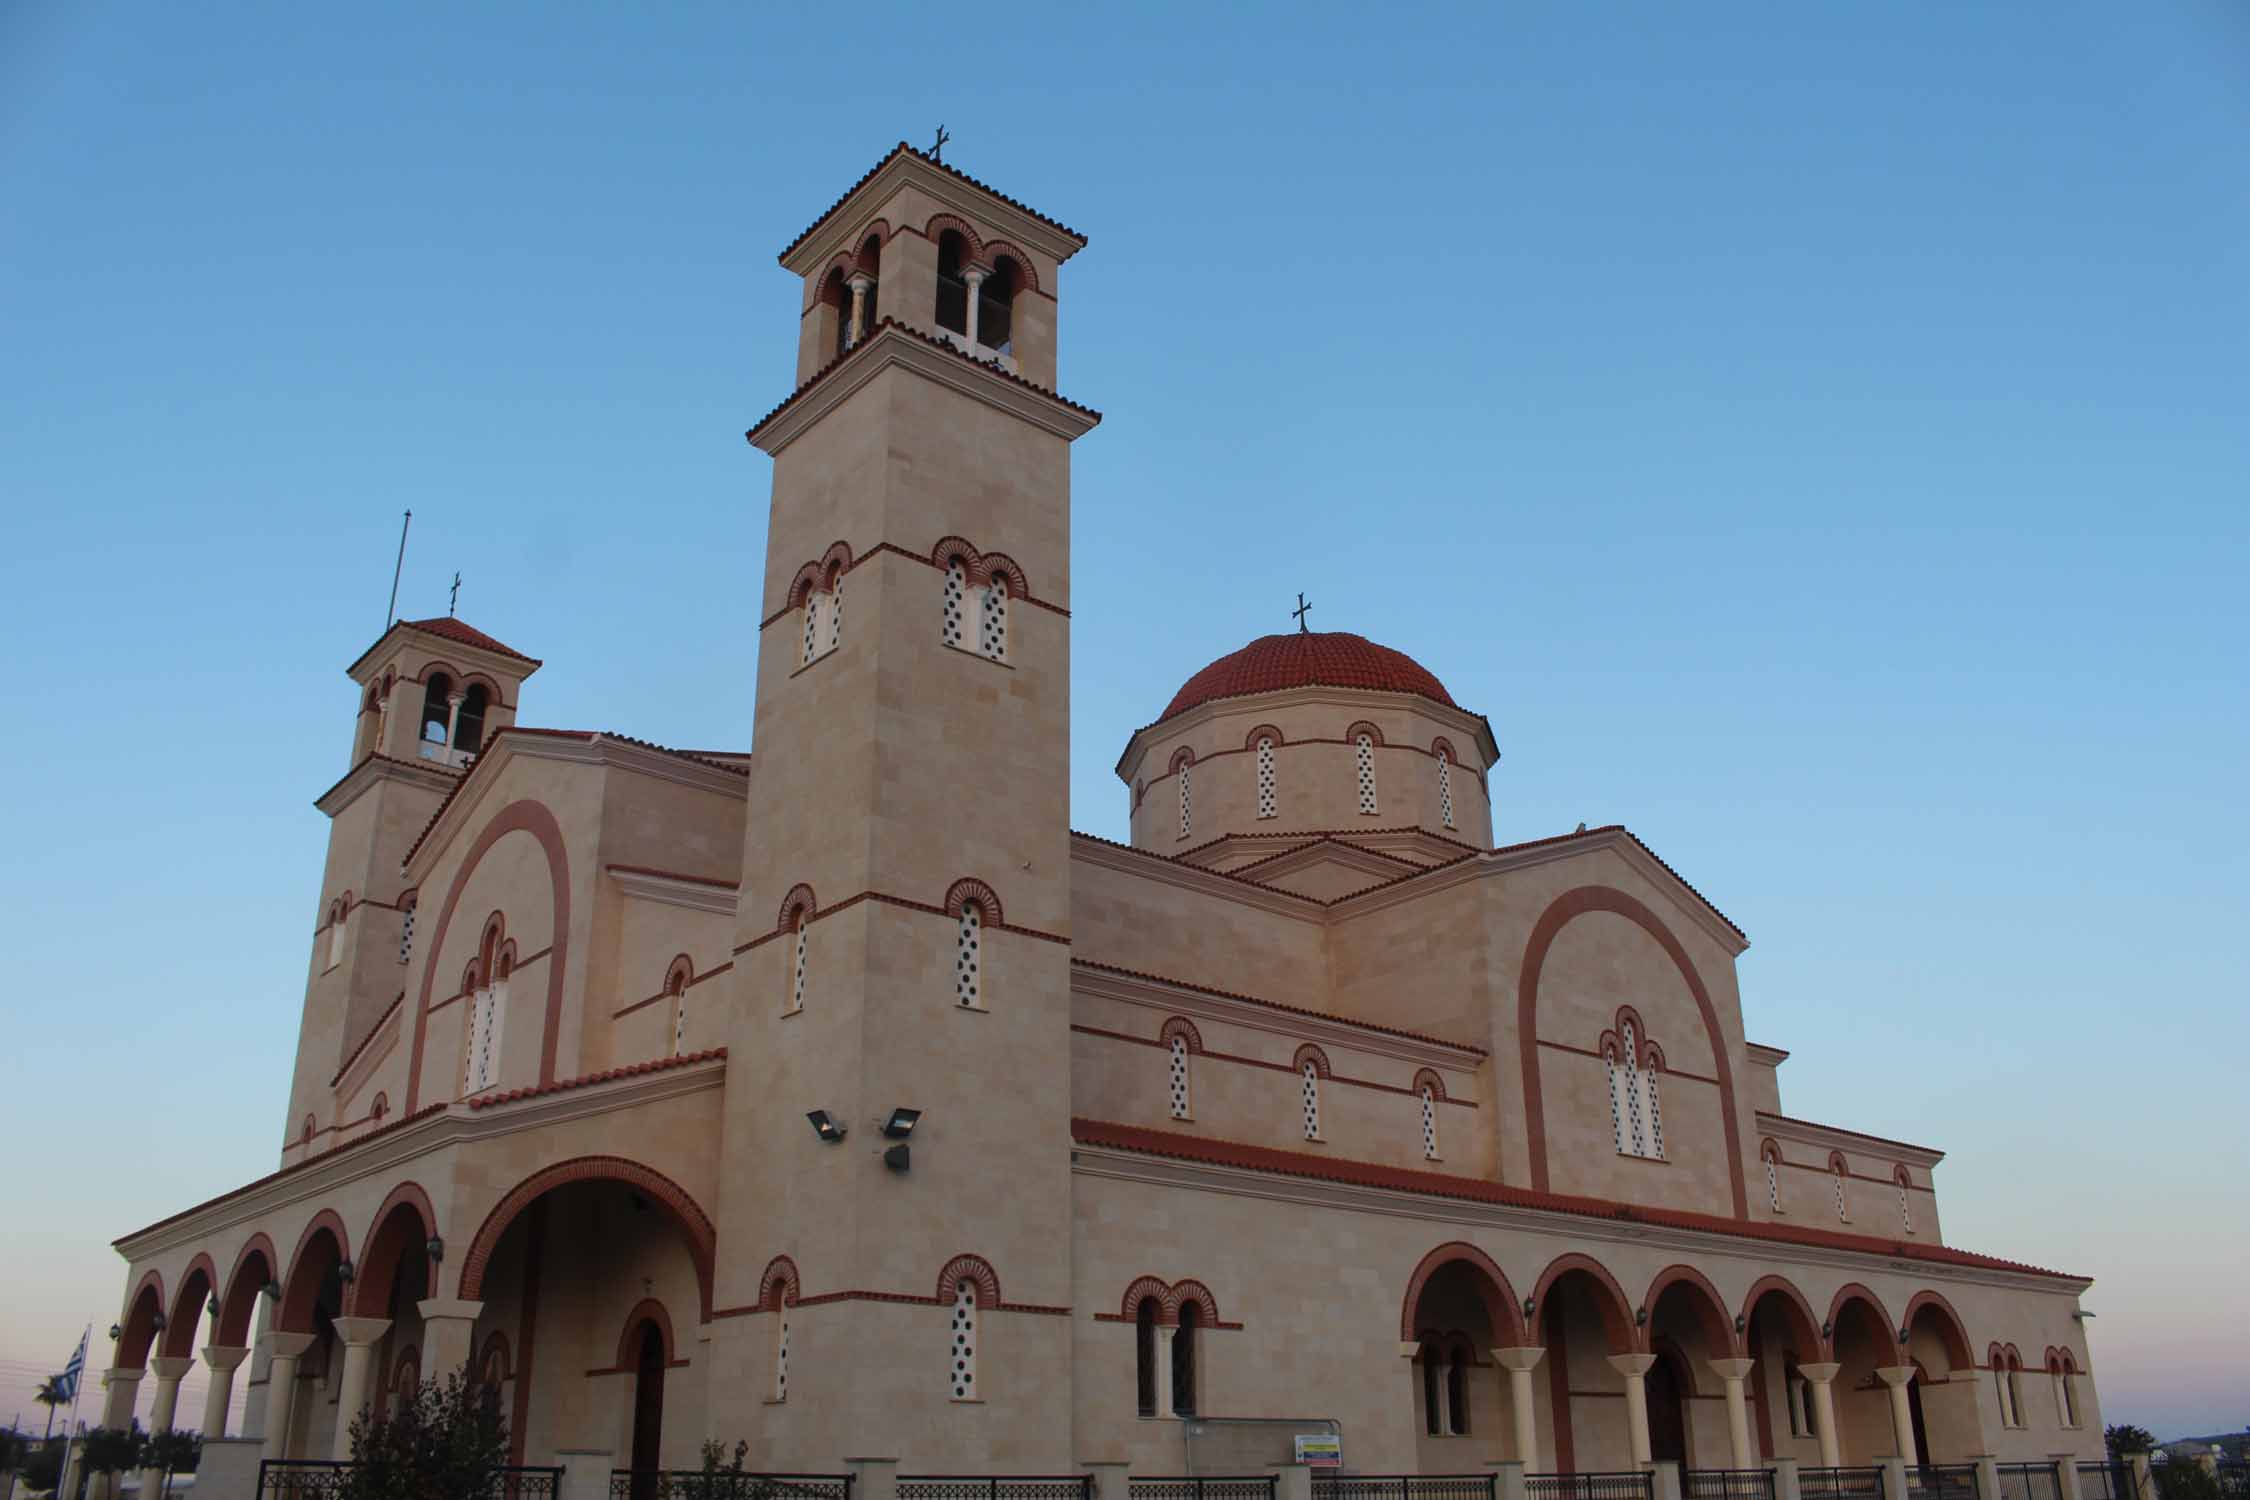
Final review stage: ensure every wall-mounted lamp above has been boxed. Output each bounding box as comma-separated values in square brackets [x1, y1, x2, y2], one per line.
[264, 1280, 282, 1301]
[336, 1259, 355, 1285]
[2070, 1310, 2096, 1322]
[1820, 1320, 1834, 1341]
[1523, 1297, 1537, 1320]
[881, 1107, 922, 1139]
[1635, 1306, 1649, 1328]
[150, 1311, 167, 1333]
[1897, 1326, 1911, 1346]
[426, 1235, 445, 1265]
[1734, 1315, 1747, 1334]
[806, 1109, 847, 1143]
[209, 1297, 222, 1319]
[108, 1324, 122, 1341]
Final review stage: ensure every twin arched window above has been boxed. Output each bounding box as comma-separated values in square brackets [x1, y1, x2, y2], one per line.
[418, 674, 489, 761]
[826, 233, 883, 359]
[801, 575, 842, 666]
[1420, 1337, 1470, 1436]
[934, 233, 1022, 355]
[1602, 1014, 1665, 1160]
[940, 559, 1009, 662]
[463, 922, 512, 1095]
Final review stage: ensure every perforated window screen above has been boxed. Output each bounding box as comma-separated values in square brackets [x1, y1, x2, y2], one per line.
[1255, 738, 1276, 819]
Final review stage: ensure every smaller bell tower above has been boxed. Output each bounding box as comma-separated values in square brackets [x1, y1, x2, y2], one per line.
[281, 616, 539, 1162]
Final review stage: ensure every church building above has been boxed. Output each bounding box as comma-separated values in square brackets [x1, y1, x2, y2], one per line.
[106, 145, 2104, 1484]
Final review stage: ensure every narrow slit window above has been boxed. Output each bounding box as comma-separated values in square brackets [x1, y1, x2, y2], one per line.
[1355, 733, 1378, 815]
[790, 915, 809, 1013]
[1897, 1173, 1913, 1234]
[1436, 749, 1455, 829]
[1255, 737, 1277, 819]
[672, 985, 689, 1057]
[1764, 1148, 1783, 1212]
[1134, 1296, 1158, 1417]
[1420, 1085, 1439, 1160]
[327, 903, 347, 969]
[772, 1307, 790, 1402]
[978, 578, 1008, 661]
[956, 902, 982, 1008]
[947, 1283, 977, 1400]
[1605, 1045, 1626, 1155]
[801, 591, 822, 666]
[942, 562, 966, 648]
[1177, 766, 1192, 841]
[1621, 1020, 1649, 1156]
[1300, 1062, 1321, 1140]
[1171, 1300, 1197, 1416]
[1833, 1165, 1849, 1222]
[398, 902, 415, 966]
[826, 577, 844, 654]
[1167, 1036, 1191, 1119]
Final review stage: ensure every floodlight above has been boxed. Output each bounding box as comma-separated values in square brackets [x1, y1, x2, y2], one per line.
[881, 1107, 922, 1139]
[807, 1109, 847, 1143]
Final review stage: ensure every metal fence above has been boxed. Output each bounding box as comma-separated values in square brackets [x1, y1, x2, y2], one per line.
[1682, 1470, 1777, 1500]
[1525, 1473, 1655, 1500]
[1313, 1475, 1497, 1500]
[2076, 1464, 2124, 1500]
[1800, 1468, 1886, 1500]
[1995, 1463, 2064, 1500]
[260, 1461, 561, 1499]
[2216, 1463, 2250, 1500]
[1129, 1477, 1280, 1500]
[609, 1472, 856, 1500]
[900, 1477, 1096, 1500]
[1904, 1468, 1979, 1500]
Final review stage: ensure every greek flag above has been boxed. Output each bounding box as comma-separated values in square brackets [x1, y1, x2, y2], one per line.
[56, 1326, 88, 1402]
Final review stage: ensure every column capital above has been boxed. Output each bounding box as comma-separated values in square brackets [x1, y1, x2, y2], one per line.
[962, 266, 989, 286]
[1400, 1340, 1427, 1359]
[1493, 1346, 1547, 1373]
[333, 1316, 393, 1347]
[1799, 1361, 1842, 1382]
[266, 1331, 317, 1360]
[148, 1356, 196, 1380]
[1608, 1352, 1658, 1378]
[1710, 1357, 1757, 1381]
[1874, 1365, 1916, 1389]
[103, 1365, 146, 1384]
[847, 272, 876, 292]
[416, 1297, 484, 1323]
[202, 1345, 253, 1373]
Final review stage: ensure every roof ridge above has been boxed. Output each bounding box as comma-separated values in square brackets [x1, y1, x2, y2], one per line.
[776, 142, 1086, 264]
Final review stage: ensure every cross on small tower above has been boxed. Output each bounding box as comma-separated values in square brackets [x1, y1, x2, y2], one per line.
[1292, 592, 1313, 633]
[449, 571, 462, 617]
[931, 125, 951, 163]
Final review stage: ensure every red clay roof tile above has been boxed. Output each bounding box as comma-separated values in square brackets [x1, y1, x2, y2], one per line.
[777, 142, 1086, 264]
[397, 616, 540, 665]
[1155, 632, 1457, 726]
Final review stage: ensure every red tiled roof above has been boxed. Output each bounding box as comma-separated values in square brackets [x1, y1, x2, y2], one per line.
[1155, 632, 1457, 726]
[777, 142, 1086, 264]
[398, 616, 540, 666]
[467, 1049, 726, 1110]
[1071, 1119, 2079, 1282]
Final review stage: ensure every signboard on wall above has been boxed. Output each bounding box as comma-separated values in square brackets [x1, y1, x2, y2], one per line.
[1294, 1433, 1343, 1468]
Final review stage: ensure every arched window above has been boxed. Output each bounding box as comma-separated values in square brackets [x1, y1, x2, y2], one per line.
[772, 1300, 791, 1403]
[1167, 1034, 1191, 1120]
[1436, 748, 1455, 829]
[1420, 1084, 1439, 1161]
[956, 901, 983, 1009]
[935, 230, 970, 335]
[466, 943, 510, 1095]
[420, 674, 453, 746]
[1171, 1299, 1198, 1416]
[1831, 1155, 1850, 1222]
[1762, 1141, 1784, 1212]
[1604, 1015, 1664, 1160]
[666, 961, 692, 1056]
[824, 269, 852, 361]
[1177, 764, 1193, 841]
[1991, 1360, 2013, 1428]
[979, 257, 1021, 354]
[455, 683, 489, 758]
[1446, 1342, 1470, 1436]
[398, 894, 416, 966]
[790, 911, 809, 1013]
[978, 574, 1008, 661]
[1300, 1061, 1321, 1141]
[327, 897, 349, 969]
[1255, 736, 1277, 819]
[942, 559, 967, 648]
[1354, 732, 1378, 815]
[2057, 1354, 2079, 1427]
[947, 1280, 977, 1400]
[1785, 1358, 1811, 1436]
[827, 572, 845, 655]
[2005, 1353, 2024, 1427]
[1134, 1296, 1159, 1417]
[1895, 1167, 1914, 1234]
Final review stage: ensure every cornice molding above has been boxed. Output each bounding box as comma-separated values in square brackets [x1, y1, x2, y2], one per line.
[1116, 684, 1500, 783]
[1069, 834, 1324, 923]
[313, 754, 460, 818]
[1068, 1145, 2081, 1297]
[1746, 1043, 1792, 1069]
[607, 866, 740, 917]
[346, 622, 539, 686]
[750, 326, 1100, 455]
[1073, 964, 1483, 1072]
[404, 734, 747, 883]
[1757, 1111, 1945, 1168]
[113, 1058, 728, 1260]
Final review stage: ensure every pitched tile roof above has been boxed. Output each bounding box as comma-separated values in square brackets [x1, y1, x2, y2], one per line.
[466, 1048, 726, 1110]
[777, 142, 1087, 264]
[1071, 1118, 2078, 1281]
[397, 616, 540, 666]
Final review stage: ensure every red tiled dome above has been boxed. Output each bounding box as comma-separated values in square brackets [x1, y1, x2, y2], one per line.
[1158, 632, 1457, 723]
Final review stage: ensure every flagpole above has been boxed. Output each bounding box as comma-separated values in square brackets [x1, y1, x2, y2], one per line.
[56, 1325, 88, 1500]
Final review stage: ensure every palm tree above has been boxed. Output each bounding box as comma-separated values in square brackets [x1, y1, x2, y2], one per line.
[33, 1376, 67, 1442]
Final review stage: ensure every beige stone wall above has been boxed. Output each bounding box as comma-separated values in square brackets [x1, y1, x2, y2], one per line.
[1072, 854, 1327, 1000]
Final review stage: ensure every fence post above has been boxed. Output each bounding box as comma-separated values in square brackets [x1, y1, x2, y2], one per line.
[1085, 1460, 1132, 1500]
[1652, 1461, 1683, 1500]
[1770, 1458, 1801, 1500]
[556, 1449, 614, 1500]
[1878, 1457, 1910, 1500]
[846, 1456, 899, 1500]
[2051, 1458, 2082, 1500]
[1491, 1461, 1527, 1500]
[2124, 1457, 2150, 1500]
[1269, 1462, 1312, 1500]
[1973, 1456, 2001, 1500]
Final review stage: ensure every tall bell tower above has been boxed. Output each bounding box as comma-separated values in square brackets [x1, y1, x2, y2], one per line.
[714, 146, 1098, 1467]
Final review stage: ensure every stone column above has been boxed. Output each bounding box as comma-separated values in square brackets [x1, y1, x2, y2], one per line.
[1772, 1458, 1803, 1500]
[1973, 1457, 2001, 1500]
[1877, 1458, 1909, 1500]
[1495, 1347, 1547, 1471]
[1609, 1353, 1658, 1466]
[557, 1450, 616, 1500]
[415, 1298, 484, 1379]
[846, 275, 874, 347]
[2125, 1455, 2151, 1500]
[2052, 1457, 2084, 1500]
[1493, 1460, 1529, 1500]
[1801, 1363, 1843, 1471]
[1875, 1368, 1918, 1465]
[144, 1356, 194, 1499]
[1270, 1464, 1313, 1500]
[1158, 1328, 1180, 1418]
[90, 1367, 144, 1500]
[329, 1317, 393, 1459]
[261, 1332, 316, 1464]
[962, 266, 987, 347]
[201, 1346, 251, 1438]
[444, 693, 464, 752]
[1712, 1358, 1757, 1468]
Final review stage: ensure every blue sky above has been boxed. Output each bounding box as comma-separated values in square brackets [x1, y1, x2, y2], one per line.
[2, 0, 2244, 1440]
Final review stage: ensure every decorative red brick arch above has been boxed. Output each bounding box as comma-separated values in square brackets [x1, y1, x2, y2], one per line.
[116, 1269, 165, 1370]
[757, 1256, 801, 1311]
[1159, 1016, 1203, 1053]
[1345, 720, 1385, 746]
[1118, 1275, 1170, 1322]
[819, 540, 854, 588]
[1243, 724, 1286, 750]
[1164, 1279, 1220, 1327]
[1828, 1149, 1850, 1175]
[1902, 1289, 1975, 1372]
[1292, 1043, 1332, 1079]
[925, 213, 983, 261]
[458, 1156, 716, 1320]
[1644, 1263, 1741, 1358]
[973, 241, 1041, 293]
[944, 877, 1004, 925]
[981, 552, 1029, 598]
[1826, 1282, 1897, 1356]
[217, 1234, 279, 1346]
[932, 536, 981, 577]
[1739, 1274, 1823, 1357]
[936, 1253, 1001, 1308]
[349, 1182, 439, 1317]
[777, 883, 818, 932]
[1399, 1241, 1527, 1347]
[615, 1298, 676, 1368]
[403, 798, 572, 1112]
[279, 1209, 351, 1334]
[1517, 885, 1749, 1217]
[664, 954, 695, 995]
[787, 560, 827, 609]
[1532, 1251, 1636, 1354]
[1168, 746, 1196, 774]
[161, 1254, 220, 1358]
[1413, 1068, 1448, 1102]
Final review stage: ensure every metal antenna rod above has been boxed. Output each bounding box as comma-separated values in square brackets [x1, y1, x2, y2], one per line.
[386, 510, 412, 629]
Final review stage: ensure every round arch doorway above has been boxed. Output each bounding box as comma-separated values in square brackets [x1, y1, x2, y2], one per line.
[1646, 1348, 1690, 1466]
[628, 1318, 667, 1500]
